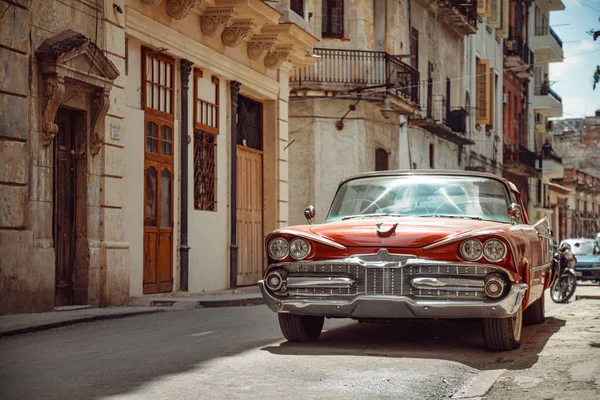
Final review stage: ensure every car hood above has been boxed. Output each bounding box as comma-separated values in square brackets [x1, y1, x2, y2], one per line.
[575, 255, 600, 265]
[308, 217, 509, 248]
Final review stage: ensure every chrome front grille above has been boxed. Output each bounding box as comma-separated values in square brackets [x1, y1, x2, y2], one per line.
[284, 262, 499, 300]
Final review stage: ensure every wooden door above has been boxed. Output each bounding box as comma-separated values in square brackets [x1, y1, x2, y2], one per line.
[236, 96, 264, 286]
[143, 120, 174, 294]
[54, 109, 75, 306]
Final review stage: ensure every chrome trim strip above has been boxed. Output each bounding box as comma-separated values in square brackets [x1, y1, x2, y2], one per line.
[530, 262, 552, 273]
[273, 229, 347, 250]
[260, 281, 529, 319]
[287, 276, 356, 289]
[411, 277, 484, 291]
[267, 257, 517, 282]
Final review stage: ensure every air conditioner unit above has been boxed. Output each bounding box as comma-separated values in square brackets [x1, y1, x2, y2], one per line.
[506, 40, 517, 51]
[503, 93, 508, 104]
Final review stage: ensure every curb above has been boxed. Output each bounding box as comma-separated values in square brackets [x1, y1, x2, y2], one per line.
[197, 297, 265, 308]
[0, 309, 164, 338]
[575, 295, 600, 300]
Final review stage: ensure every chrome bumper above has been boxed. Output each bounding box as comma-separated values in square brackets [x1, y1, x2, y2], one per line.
[259, 281, 529, 319]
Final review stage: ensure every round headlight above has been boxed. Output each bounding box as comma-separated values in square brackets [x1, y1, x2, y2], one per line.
[268, 238, 289, 260]
[563, 249, 574, 261]
[460, 239, 483, 261]
[483, 239, 507, 262]
[289, 238, 311, 260]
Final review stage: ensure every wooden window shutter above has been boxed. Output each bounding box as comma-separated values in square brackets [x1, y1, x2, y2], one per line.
[489, 0, 500, 28]
[488, 68, 495, 129]
[477, 0, 490, 18]
[476, 59, 491, 125]
[496, 0, 510, 39]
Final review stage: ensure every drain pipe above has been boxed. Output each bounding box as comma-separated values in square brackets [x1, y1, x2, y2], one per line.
[179, 59, 193, 291]
[229, 81, 242, 289]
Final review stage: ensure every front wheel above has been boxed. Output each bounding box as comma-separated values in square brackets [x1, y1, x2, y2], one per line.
[278, 313, 324, 342]
[482, 305, 523, 352]
[550, 272, 577, 303]
[523, 293, 545, 325]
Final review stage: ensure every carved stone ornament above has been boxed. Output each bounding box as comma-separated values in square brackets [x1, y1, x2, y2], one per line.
[166, 0, 196, 20]
[35, 30, 119, 149]
[41, 75, 66, 147]
[201, 8, 235, 37]
[141, 0, 164, 4]
[222, 20, 255, 48]
[90, 89, 111, 155]
[264, 47, 293, 70]
[247, 35, 276, 60]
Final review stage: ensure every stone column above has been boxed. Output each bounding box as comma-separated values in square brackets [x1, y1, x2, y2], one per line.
[179, 59, 193, 291]
[229, 80, 241, 289]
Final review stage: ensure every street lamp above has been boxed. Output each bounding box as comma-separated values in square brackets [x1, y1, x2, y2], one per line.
[380, 94, 395, 119]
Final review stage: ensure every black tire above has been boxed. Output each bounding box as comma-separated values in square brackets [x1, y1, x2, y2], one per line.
[278, 313, 324, 342]
[483, 306, 523, 352]
[550, 273, 576, 303]
[523, 293, 545, 325]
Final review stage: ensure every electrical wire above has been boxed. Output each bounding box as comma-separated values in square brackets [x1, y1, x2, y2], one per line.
[572, 0, 600, 13]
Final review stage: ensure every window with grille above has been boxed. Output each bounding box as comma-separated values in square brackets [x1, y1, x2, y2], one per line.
[291, 0, 304, 17]
[322, 0, 343, 38]
[193, 68, 219, 211]
[194, 131, 217, 211]
[142, 48, 175, 117]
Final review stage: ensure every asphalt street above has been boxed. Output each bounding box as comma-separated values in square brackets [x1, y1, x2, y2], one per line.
[0, 292, 571, 400]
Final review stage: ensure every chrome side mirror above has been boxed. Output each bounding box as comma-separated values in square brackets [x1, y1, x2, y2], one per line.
[507, 203, 522, 224]
[304, 205, 316, 224]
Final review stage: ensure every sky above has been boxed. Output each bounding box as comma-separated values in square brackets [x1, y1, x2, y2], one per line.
[549, 0, 600, 118]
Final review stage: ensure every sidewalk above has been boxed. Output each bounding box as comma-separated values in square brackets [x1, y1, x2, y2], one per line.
[0, 284, 264, 337]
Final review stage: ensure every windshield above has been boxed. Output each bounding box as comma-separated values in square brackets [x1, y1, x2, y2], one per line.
[327, 175, 512, 223]
[562, 240, 599, 256]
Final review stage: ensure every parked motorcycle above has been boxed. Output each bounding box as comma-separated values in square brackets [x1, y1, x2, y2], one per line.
[549, 242, 578, 303]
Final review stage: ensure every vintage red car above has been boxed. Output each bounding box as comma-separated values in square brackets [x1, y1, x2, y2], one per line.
[259, 170, 554, 352]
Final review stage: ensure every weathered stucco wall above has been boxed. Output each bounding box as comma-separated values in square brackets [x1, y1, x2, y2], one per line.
[465, 20, 504, 171]
[289, 99, 401, 226]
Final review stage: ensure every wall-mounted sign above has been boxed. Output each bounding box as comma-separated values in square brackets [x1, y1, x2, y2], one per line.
[111, 123, 121, 140]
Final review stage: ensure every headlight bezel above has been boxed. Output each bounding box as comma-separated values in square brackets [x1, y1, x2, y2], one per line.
[459, 239, 484, 261]
[289, 237, 311, 260]
[482, 238, 507, 262]
[268, 237, 289, 260]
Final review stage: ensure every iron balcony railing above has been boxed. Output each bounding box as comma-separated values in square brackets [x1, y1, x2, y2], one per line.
[290, 48, 420, 105]
[534, 85, 563, 103]
[504, 144, 537, 169]
[504, 31, 533, 68]
[447, 0, 478, 27]
[534, 26, 563, 48]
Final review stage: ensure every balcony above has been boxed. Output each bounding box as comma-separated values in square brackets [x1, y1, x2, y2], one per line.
[504, 33, 534, 80]
[541, 143, 564, 180]
[290, 48, 420, 115]
[533, 86, 563, 118]
[530, 26, 564, 63]
[503, 144, 540, 177]
[410, 95, 475, 145]
[437, 0, 478, 35]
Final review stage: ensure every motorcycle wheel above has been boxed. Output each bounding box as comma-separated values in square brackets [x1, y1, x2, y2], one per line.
[550, 272, 577, 303]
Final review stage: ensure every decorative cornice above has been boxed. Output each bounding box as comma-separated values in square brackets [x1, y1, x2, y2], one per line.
[264, 46, 293, 70]
[41, 74, 65, 147]
[222, 20, 255, 48]
[247, 35, 277, 60]
[166, 0, 197, 20]
[180, 59, 193, 89]
[141, 0, 163, 4]
[90, 89, 111, 155]
[201, 8, 236, 37]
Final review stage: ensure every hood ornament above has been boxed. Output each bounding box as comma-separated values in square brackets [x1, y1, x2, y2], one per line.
[376, 222, 398, 238]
